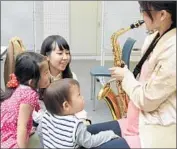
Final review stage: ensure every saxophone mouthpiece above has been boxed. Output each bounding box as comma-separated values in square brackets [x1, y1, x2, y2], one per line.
[130, 20, 144, 29]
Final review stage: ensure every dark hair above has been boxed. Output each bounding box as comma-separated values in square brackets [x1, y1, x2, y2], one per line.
[1, 52, 46, 102]
[43, 78, 79, 115]
[139, 1, 176, 27]
[40, 35, 73, 78]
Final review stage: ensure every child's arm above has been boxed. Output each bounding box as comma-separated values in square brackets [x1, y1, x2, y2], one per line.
[17, 104, 33, 148]
[32, 108, 46, 124]
[75, 122, 119, 148]
[32, 100, 46, 124]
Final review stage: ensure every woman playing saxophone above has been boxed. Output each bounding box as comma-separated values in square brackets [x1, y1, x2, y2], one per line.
[85, 1, 176, 148]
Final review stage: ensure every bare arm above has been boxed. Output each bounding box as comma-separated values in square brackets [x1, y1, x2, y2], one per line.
[17, 104, 33, 148]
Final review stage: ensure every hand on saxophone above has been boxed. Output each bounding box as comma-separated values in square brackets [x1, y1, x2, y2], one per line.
[109, 65, 129, 81]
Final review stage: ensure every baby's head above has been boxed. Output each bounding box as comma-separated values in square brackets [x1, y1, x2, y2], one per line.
[43, 78, 84, 116]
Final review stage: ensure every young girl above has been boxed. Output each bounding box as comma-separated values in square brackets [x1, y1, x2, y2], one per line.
[1, 52, 50, 148]
[41, 78, 119, 148]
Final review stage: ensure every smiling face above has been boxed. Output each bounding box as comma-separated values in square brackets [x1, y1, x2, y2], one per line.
[48, 42, 71, 76]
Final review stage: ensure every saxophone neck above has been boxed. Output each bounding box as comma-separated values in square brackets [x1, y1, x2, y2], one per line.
[113, 27, 131, 37]
[114, 20, 144, 36]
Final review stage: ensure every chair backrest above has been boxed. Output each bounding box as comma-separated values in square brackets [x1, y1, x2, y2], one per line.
[122, 37, 136, 68]
[4, 37, 26, 86]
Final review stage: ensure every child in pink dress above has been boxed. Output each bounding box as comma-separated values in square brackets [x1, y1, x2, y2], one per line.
[1, 52, 50, 148]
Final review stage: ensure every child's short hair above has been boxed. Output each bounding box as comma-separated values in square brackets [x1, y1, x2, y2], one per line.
[43, 78, 79, 115]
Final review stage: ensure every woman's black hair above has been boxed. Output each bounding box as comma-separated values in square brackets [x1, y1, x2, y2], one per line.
[43, 78, 79, 115]
[139, 1, 176, 27]
[1, 52, 46, 102]
[40, 35, 73, 79]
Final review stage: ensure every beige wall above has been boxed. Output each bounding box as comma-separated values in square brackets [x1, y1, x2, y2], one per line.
[70, 1, 101, 56]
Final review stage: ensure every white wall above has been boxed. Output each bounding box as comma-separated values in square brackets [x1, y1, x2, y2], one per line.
[33, 1, 44, 52]
[43, 1, 69, 43]
[1, 1, 34, 50]
[1, 1, 69, 52]
[1, 1, 145, 59]
[102, 1, 147, 53]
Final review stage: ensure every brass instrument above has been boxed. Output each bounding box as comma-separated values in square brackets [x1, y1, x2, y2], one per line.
[98, 20, 144, 120]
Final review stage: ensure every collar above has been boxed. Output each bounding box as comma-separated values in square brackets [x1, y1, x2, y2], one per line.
[50, 72, 62, 82]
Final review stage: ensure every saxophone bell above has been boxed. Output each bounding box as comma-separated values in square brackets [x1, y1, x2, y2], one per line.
[97, 78, 116, 100]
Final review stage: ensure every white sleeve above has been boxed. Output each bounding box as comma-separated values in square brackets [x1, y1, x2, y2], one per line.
[32, 100, 46, 123]
[72, 72, 78, 81]
[122, 46, 176, 112]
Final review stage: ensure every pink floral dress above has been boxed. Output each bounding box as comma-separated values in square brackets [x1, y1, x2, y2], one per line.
[1, 85, 39, 148]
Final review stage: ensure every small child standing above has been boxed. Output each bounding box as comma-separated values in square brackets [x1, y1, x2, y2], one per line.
[0, 52, 50, 148]
[41, 78, 119, 148]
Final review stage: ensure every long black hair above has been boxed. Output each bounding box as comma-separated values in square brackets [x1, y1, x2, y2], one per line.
[40, 35, 73, 79]
[1, 52, 46, 102]
[139, 1, 176, 27]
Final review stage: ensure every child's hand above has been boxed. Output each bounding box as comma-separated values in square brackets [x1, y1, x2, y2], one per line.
[30, 127, 36, 136]
[112, 134, 120, 139]
[106, 130, 120, 140]
[110, 131, 120, 139]
[83, 119, 92, 125]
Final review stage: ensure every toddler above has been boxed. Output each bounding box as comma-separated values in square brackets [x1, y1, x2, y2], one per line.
[41, 78, 119, 148]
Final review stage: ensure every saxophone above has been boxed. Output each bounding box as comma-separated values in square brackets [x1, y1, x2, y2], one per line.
[98, 20, 144, 120]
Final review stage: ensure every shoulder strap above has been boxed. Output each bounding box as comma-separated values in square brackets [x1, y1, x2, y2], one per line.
[133, 33, 160, 78]
[133, 25, 175, 78]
